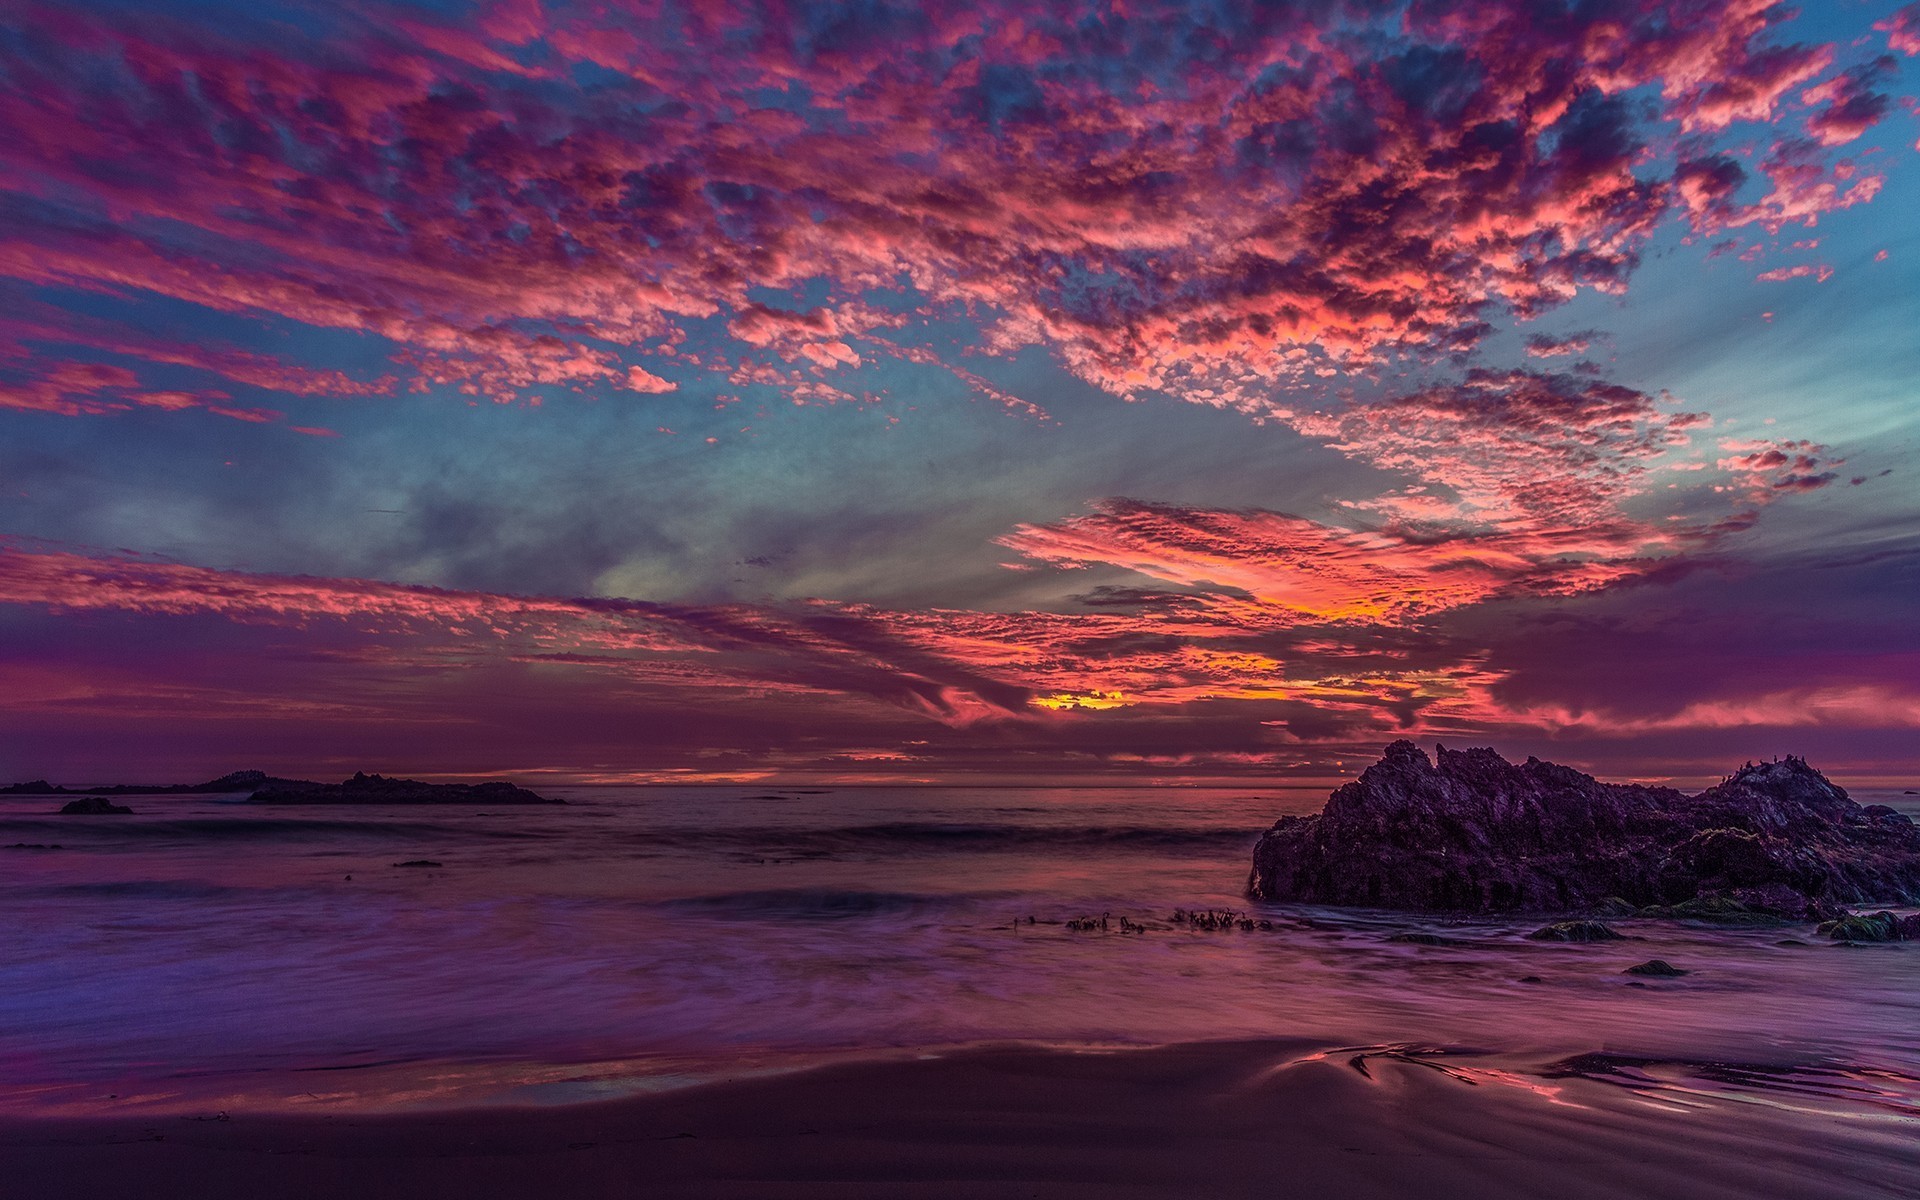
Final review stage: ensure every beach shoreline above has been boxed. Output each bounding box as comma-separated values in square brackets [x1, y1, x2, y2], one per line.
[3, 1037, 1915, 1199]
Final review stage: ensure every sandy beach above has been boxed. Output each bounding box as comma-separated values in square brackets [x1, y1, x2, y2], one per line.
[4, 1039, 1914, 1200]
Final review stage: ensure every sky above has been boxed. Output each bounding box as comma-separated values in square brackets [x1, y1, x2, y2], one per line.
[1, 0, 1917, 786]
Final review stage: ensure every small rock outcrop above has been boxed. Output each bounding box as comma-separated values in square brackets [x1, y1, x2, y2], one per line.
[247, 772, 559, 805]
[58, 797, 134, 815]
[1249, 742, 1920, 918]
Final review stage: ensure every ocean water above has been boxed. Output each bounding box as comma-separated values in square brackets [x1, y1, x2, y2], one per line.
[3, 783, 1919, 1115]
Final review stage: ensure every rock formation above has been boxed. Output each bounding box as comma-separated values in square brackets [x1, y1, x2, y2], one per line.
[247, 772, 559, 805]
[1248, 742, 1920, 919]
[58, 797, 134, 815]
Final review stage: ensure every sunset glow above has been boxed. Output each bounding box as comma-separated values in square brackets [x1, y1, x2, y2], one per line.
[2, 0, 1916, 783]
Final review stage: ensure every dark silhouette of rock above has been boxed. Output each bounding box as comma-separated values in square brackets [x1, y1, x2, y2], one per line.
[193, 770, 282, 791]
[392, 860, 444, 868]
[5, 770, 309, 795]
[58, 797, 133, 815]
[1249, 742, 1920, 918]
[1624, 959, 1687, 977]
[1527, 920, 1622, 942]
[249, 772, 559, 805]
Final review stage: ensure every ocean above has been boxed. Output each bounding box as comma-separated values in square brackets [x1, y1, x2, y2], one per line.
[4, 783, 1919, 1119]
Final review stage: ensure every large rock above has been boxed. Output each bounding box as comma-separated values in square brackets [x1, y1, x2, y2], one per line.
[247, 771, 560, 805]
[1248, 742, 1920, 918]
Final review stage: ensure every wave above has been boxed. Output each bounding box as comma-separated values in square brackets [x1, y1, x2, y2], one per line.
[23, 879, 262, 900]
[0, 817, 547, 841]
[1544, 1051, 1920, 1118]
[0, 815, 1255, 858]
[659, 887, 959, 921]
[637, 821, 1258, 857]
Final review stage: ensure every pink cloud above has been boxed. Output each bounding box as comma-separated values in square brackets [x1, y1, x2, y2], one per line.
[0, 360, 140, 416]
[1715, 437, 1840, 493]
[621, 365, 677, 394]
[0, 296, 380, 428]
[0, 0, 1897, 418]
[1800, 57, 1897, 146]
[1877, 5, 1920, 57]
[1755, 263, 1833, 283]
[1523, 331, 1599, 358]
[1293, 370, 1707, 527]
[0, 303, 392, 399]
[1526, 684, 1920, 734]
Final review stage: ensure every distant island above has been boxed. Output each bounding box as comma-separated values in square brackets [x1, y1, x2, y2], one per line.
[1251, 741, 1920, 921]
[10, 770, 559, 805]
[3, 770, 301, 796]
[249, 772, 559, 805]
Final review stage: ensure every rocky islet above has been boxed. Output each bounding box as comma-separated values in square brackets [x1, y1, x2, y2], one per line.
[1250, 742, 1920, 924]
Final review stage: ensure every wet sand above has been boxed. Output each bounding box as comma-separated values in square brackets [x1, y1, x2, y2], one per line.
[2, 1039, 1914, 1199]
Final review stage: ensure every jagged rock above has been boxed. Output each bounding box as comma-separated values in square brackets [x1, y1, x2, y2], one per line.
[1249, 742, 1920, 918]
[248, 772, 559, 805]
[1527, 920, 1623, 942]
[1624, 959, 1687, 977]
[392, 859, 444, 868]
[57, 797, 133, 815]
